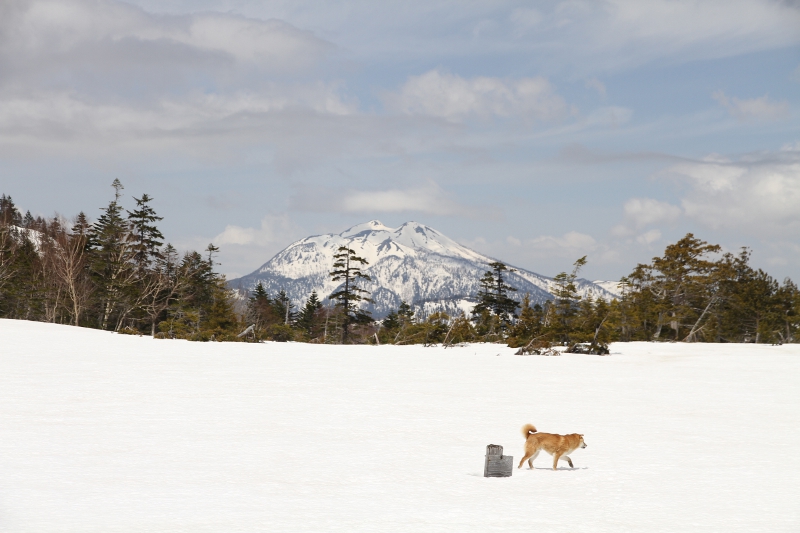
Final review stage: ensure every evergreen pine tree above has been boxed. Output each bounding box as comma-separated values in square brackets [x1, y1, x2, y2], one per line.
[329, 246, 373, 343]
[382, 310, 400, 331]
[90, 180, 135, 330]
[0, 195, 22, 226]
[398, 300, 414, 322]
[0, 196, 21, 294]
[245, 282, 280, 337]
[127, 194, 164, 269]
[508, 293, 543, 347]
[647, 235, 721, 341]
[273, 289, 297, 325]
[549, 256, 587, 344]
[774, 279, 799, 343]
[472, 261, 520, 326]
[72, 212, 91, 236]
[297, 290, 323, 337]
[251, 282, 269, 302]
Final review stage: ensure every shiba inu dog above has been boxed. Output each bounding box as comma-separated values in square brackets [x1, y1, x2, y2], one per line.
[518, 424, 587, 470]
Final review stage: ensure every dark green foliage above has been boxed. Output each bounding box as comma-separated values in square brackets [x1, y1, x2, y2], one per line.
[297, 290, 323, 337]
[273, 289, 297, 325]
[381, 310, 400, 330]
[245, 283, 313, 341]
[584, 236, 798, 345]
[382, 300, 413, 331]
[472, 261, 520, 326]
[506, 294, 544, 347]
[378, 300, 419, 344]
[499, 238, 799, 349]
[0, 194, 22, 226]
[90, 181, 135, 329]
[546, 256, 587, 344]
[127, 194, 164, 269]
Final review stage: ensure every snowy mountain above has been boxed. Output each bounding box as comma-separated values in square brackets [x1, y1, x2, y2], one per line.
[592, 280, 625, 298]
[7, 225, 45, 252]
[228, 220, 618, 317]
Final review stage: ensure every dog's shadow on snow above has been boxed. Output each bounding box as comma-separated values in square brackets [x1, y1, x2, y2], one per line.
[467, 467, 588, 477]
[533, 466, 588, 471]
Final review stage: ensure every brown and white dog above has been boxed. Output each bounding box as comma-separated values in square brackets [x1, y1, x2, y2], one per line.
[518, 424, 587, 470]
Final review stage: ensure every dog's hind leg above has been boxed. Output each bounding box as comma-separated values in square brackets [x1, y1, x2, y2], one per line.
[527, 450, 540, 469]
[518, 449, 540, 469]
[518, 453, 532, 469]
[558, 455, 574, 468]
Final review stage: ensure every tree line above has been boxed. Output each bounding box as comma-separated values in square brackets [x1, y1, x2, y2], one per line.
[2, 187, 798, 346]
[0, 183, 239, 340]
[245, 235, 799, 348]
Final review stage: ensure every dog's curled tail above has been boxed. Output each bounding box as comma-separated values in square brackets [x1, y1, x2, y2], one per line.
[521, 423, 537, 438]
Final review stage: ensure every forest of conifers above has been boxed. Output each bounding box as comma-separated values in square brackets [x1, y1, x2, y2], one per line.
[1, 184, 798, 346]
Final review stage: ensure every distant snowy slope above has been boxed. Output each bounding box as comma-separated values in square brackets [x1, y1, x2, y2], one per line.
[592, 280, 625, 298]
[6, 225, 45, 251]
[229, 220, 616, 316]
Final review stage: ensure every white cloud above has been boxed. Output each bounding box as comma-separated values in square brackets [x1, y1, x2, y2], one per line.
[0, 0, 352, 148]
[4, 0, 330, 70]
[528, 231, 597, 251]
[209, 213, 304, 278]
[611, 224, 634, 238]
[712, 91, 790, 121]
[575, 0, 800, 72]
[623, 198, 682, 228]
[115, 0, 800, 78]
[585, 78, 607, 98]
[213, 214, 296, 247]
[665, 145, 800, 233]
[610, 198, 680, 244]
[342, 185, 453, 214]
[636, 229, 661, 245]
[290, 182, 495, 218]
[385, 70, 568, 121]
[0, 87, 355, 141]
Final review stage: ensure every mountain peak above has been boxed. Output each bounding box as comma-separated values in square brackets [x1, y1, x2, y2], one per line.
[340, 220, 391, 237]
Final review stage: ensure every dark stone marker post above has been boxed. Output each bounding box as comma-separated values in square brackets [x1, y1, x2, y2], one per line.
[484, 444, 513, 477]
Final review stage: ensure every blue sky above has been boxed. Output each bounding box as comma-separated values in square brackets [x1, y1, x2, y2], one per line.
[1, 0, 798, 281]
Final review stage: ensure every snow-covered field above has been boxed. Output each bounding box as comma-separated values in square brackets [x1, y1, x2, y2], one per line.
[1, 319, 799, 532]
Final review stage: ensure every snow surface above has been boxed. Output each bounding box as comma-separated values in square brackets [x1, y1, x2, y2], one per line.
[1, 318, 799, 532]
